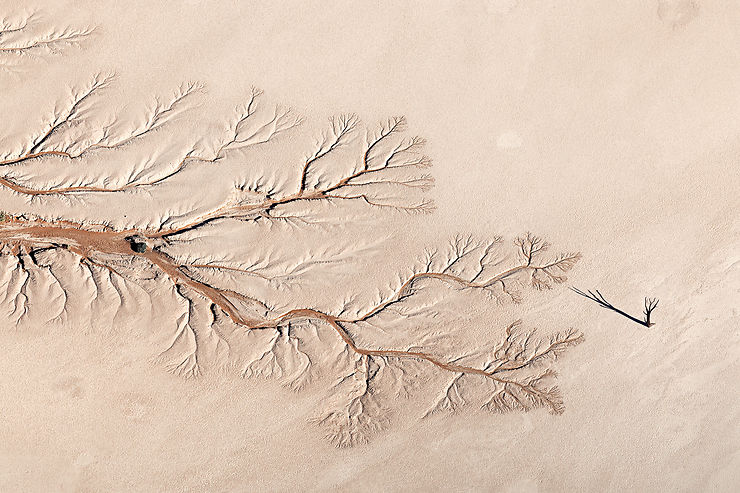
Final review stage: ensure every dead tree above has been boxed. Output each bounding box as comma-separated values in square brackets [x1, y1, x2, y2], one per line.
[571, 288, 659, 327]
[0, 7, 585, 446]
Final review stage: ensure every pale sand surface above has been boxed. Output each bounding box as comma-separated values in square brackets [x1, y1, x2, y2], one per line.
[0, 0, 738, 491]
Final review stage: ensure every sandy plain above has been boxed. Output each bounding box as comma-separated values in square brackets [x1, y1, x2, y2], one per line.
[0, 0, 738, 491]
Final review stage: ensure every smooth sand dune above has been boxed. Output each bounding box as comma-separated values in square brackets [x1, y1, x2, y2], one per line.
[0, 1, 738, 491]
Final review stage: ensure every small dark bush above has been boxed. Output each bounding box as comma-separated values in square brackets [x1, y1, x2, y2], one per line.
[131, 241, 147, 253]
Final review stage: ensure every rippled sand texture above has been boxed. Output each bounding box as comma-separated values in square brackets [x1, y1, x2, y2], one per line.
[1, 1, 738, 491]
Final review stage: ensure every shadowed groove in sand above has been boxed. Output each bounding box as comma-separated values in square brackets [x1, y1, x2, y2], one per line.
[1, 9, 94, 74]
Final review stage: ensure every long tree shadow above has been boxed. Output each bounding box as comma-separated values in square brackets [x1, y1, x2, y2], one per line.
[571, 288, 659, 327]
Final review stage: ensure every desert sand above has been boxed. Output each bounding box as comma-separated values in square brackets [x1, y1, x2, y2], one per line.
[0, 0, 738, 491]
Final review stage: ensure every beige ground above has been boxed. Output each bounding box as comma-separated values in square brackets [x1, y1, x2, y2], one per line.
[1, 0, 739, 491]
